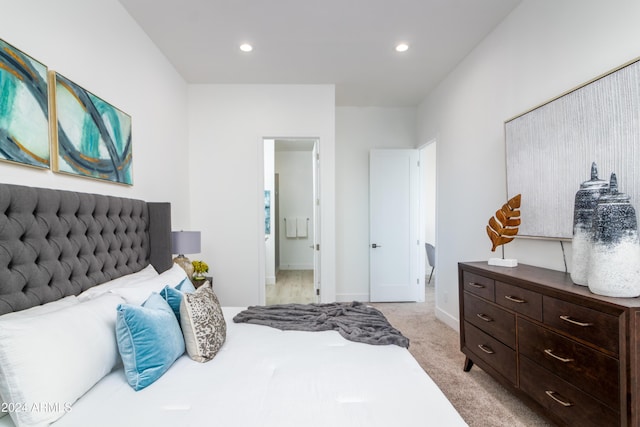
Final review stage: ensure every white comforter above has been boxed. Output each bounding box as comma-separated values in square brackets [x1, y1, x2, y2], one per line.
[2, 307, 467, 427]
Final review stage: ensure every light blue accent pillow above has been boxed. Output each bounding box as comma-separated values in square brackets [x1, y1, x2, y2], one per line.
[176, 277, 196, 293]
[160, 278, 196, 322]
[115, 293, 185, 391]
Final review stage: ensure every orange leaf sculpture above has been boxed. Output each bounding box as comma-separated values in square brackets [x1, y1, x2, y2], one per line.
[486, 194, 521, 252]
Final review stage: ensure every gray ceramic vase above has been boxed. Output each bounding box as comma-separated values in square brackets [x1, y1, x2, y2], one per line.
[570, 162, 608, 286]
[588, 173, 640, 297]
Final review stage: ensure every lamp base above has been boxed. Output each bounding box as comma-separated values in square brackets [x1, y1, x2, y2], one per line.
[173, 255, 194, 278]
[488, 258, 518, 267]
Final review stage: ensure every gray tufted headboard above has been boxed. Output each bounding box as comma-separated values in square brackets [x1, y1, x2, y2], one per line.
[0, 183, 172, 315]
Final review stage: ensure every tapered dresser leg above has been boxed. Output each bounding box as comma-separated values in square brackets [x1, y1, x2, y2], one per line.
[463, 357, 474, 372]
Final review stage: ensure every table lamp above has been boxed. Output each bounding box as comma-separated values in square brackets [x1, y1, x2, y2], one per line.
[171, 230, 201, 278]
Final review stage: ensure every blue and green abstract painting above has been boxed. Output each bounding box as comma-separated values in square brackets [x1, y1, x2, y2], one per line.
[265, 190, 271, 234]
[0, 39, 50, 168]
[54, 72, 132, 185]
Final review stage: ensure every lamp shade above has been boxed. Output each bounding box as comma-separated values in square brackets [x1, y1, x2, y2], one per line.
[171, 231, 201, 255]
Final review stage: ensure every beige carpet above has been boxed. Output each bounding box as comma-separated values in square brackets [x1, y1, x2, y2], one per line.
[370, 285, 554, 427]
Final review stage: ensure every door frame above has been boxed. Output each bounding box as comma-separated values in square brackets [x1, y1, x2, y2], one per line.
[258, 136, 321, 305]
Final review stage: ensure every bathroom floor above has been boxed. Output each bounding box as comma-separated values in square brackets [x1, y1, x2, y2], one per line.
[266, 270, 315, 305]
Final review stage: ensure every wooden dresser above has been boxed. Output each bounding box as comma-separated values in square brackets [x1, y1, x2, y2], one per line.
[458, 261, 640, 427]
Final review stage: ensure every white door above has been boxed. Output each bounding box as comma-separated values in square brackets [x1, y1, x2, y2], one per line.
[369, 149, 420, 302]
[312, 140, 321, 301]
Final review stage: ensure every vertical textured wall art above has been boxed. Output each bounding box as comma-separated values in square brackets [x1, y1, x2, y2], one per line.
[265, 190, 271, 234]
[506, 57, 640, 239]
[0, 39, 50, 168]
[49, 72, 132, 185]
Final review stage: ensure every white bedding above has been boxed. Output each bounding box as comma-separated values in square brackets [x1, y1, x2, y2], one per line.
[1, 307, 466, 427]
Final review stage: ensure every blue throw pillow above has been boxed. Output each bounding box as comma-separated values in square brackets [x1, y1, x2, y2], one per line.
[115, 293, 185, 391]
[176, 277, 196, 293]
[160, 278, 196, 322]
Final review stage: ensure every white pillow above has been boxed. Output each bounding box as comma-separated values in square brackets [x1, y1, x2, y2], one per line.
[0, 293, 124, 427]
[0, 295, 78, 321]
[110, 264, 189, 305]
[0, 295, 79, 418]
[77, 264, 158, 302]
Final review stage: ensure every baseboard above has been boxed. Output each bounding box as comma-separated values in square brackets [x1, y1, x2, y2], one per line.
[265, 276, 276, 285]
[435, 306, 460, 333]
[336, 293, 369, 302]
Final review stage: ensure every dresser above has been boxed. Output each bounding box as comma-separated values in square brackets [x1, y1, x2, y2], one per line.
[458, 261, 640, 427]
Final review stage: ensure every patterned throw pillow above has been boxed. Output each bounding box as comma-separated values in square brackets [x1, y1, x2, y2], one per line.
[179, 282, 226, 362]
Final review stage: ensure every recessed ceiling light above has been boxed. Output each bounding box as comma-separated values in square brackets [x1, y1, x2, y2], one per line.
[395, 43, 409, 53]
[240, 43, 253, 52]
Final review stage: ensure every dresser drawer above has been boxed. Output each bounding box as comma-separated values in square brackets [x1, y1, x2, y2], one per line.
[519, 356, 618, 427]
[543, 296, 619, 355]
[462, 271, 495, 301]
[464, 292, 515, 348]
[518, 318, 619, 410]
[464, 322, 516, 385]
[496, 281, 542, 321]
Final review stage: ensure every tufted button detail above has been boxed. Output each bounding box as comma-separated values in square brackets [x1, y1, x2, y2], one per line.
[0, 185, 154, 315]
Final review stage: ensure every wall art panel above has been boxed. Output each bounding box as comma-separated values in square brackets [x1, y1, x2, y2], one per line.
[50, 71, 132, 185]
[0, 39, 50, 169]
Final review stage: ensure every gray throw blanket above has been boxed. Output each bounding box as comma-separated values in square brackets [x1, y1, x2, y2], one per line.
[233, 301, 409, 348]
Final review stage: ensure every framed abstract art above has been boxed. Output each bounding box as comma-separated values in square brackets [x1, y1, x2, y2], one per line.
[505, 57, 640, 239]
[49, 71, 132, 185]
[0, 38, 50, 169]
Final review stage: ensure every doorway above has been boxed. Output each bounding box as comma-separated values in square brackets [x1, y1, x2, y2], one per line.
[420, 140, 437, 296]
[263, 137, 320, 305]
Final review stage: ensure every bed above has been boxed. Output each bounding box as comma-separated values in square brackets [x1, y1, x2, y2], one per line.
[0, 183, 467, 427]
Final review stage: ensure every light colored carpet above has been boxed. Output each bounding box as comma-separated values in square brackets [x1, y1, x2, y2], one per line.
[370, 285, 554, 427]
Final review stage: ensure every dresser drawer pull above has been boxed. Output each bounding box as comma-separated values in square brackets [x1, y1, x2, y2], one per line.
[559, 315, 593, 327]
[545, 390, 573, 407]
[544, 349, 574, 363]
[477, 344, 495, 354]
[476, 313, 493, 322]
[468, 282, 485, 289]
[504, 295, 526, 304]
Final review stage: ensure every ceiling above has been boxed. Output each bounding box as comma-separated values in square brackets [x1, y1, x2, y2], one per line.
[118, 0, 522, 107]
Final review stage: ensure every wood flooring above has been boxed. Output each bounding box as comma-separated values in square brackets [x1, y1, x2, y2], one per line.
[266, 269, 316, 305]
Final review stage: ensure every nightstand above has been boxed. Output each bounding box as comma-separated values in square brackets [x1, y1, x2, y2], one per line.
[191, 276, 213, 289]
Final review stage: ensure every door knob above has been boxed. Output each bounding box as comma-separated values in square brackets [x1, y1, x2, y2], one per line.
[371, 243, 382, 248]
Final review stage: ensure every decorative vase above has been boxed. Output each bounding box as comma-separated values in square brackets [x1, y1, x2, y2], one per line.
[587, 173, 640, 297]
[570, 162, 608, 286]
[173, 255, 194, 279]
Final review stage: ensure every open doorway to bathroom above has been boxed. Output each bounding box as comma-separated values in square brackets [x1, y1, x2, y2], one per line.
[263, 138, 320, 305]
[420, 140, 437, 298]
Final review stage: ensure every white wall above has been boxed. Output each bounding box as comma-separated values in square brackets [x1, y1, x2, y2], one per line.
[335, 107, 417, 301]
[187, 85, 335, 306]
[418, 0, 640, 329]
[0, 0, 190, 228]
[276, 150, 314, 270]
